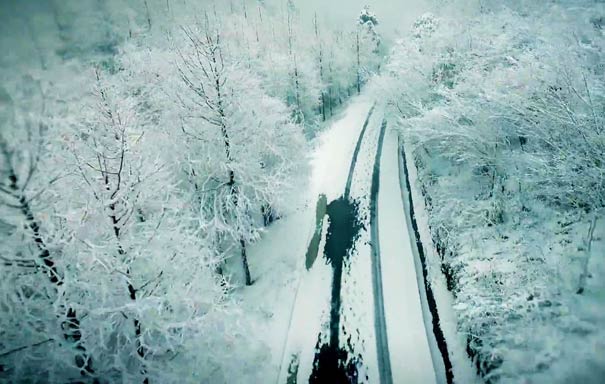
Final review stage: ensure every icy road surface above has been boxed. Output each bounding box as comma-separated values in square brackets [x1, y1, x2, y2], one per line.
[277, 97, 443, 384]
[378, 124, 439, 384]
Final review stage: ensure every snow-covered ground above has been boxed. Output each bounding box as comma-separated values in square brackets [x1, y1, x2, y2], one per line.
[239, 95, 468, 384]
[401, 137, 480, 384]
[277, 95, 379, 382]
[235, 96, 375, 383]
[379, 125, 437, 384]
[338, 101, 383, 383]
[400, 123, 605, 383]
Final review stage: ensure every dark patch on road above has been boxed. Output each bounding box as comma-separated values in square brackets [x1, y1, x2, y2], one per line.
[310, 333, 364, 384]
[286, 354, 300, 384]
[310, 197, 365, 383]
[306, 194, 328, 270]
[303, 106, 377, 384]
[323, 198, 364, 350]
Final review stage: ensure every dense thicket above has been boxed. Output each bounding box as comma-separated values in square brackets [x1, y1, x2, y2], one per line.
[381, 1, 605, 382]
[0, 1, 383, 382]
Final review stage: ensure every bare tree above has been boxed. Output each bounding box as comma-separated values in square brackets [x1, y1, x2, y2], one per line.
[314, 12, 326, 121]
[70, 71, 152, 381]
[0, 83, 94, 378]
[176, 19, 253, 285]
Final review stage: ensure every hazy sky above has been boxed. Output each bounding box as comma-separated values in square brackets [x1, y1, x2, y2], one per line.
[0, 0, 431, 71]
[266, 0, 430, 38]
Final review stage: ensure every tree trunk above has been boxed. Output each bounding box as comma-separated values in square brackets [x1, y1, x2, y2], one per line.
[143, 0, 152, 30]
[314, 13, 326, 122]
[293, 54, 301, 121]
[109, 206, 148, 382]
[6, 166, 94, 377]
[577, 213, 598, 294]
[356, 30, 361, 95]
[261, 203, 276, 226]
[329, 86, 333, 117]
[227, 172, 253, 286]
[213, 38, 253, 286]
[240, 239, 252, 286]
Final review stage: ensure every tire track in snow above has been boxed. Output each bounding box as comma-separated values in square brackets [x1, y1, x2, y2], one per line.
[398, 136, 454, 384]
[369, 119, 393, 384]
[279, 102, 376, 384]
[344, 104, 376, 200]
[310, 104, 377, 383]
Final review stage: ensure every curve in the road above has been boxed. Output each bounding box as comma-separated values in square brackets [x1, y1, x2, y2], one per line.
[344, 104, 376, 200]
[369, 119, 393, 384]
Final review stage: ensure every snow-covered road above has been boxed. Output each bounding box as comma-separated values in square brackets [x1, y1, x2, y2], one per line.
[277, 97, 446, 383]
[378, 123, 439, 384]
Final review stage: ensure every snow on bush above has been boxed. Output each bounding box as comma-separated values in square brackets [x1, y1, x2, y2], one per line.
[381, 1, 605, 382]
[0, 1, 384, 381]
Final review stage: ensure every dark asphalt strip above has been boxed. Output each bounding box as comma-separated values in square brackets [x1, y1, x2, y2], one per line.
[344, 104, 376, 199]
[369, 119, 393, 384]
[306, 194, 328, 270]
[305, 103, 375, 273]
[398, 136, 454, 384]
[309, 104, 387, 384]
[310, 197, 364, 384]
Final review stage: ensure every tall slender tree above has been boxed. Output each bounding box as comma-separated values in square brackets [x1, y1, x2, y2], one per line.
[0, 80, 94, 380]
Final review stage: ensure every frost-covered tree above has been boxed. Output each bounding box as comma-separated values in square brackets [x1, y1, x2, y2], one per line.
[381, 3, 605, 381]
[1, 1, 370, 381]
[65, 69, 154, 380]
[0, 77, 95, 381]
[358, 5, 378, 28]
[219, 6, 322, 134]
[174, 18, 304, 286]
[355, 5, 383, 94]
[56, 68, 230, 382]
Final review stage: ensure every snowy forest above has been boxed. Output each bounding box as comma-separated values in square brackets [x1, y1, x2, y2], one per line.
[0, 0, 603, 383]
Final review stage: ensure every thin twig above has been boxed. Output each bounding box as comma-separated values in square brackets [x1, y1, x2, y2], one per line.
[0, 338, 54, 358]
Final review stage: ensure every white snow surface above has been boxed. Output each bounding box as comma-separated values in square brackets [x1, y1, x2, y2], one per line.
[280, 95, 378, 382]
[402, 137, 480, 384]
[341, 101, 383, 383]
[379, 125, 437, 384]
[239, 96, 463, 384]
[238, 96, 375, 383]
[309, 97, 376, 202]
